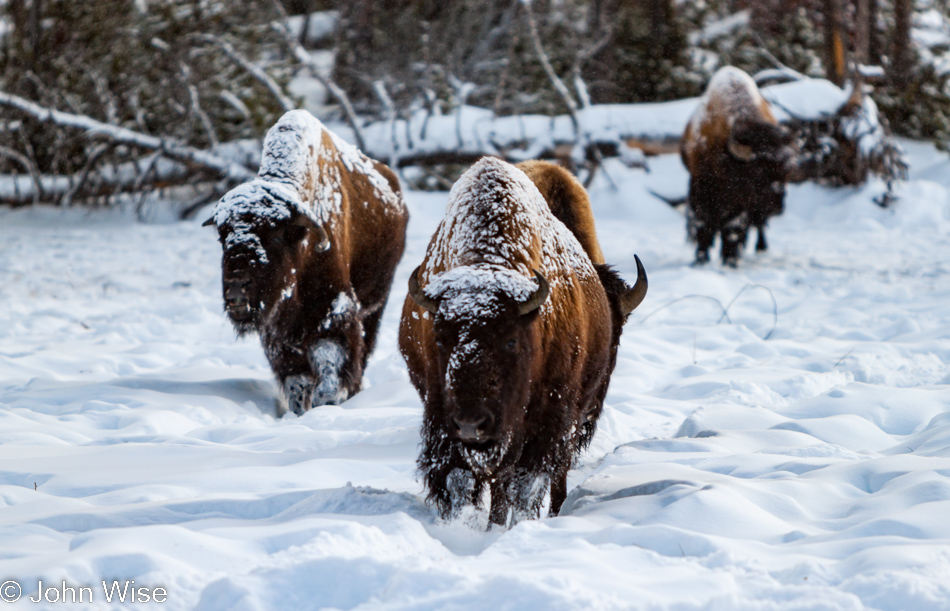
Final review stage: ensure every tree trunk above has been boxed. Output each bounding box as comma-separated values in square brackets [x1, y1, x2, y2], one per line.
[855, 0, 869, 66]
[892, 0, 913, 85]
[822, 0, 847, 85]
[867, 0, 882, 65]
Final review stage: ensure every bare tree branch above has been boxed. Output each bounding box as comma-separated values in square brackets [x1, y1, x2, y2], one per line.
[267, 0, 367, 151]
[0, 91, 256, 181]
[0, 144, 42, 203]
[522, 0, 578, 126]
[193, 33, 296, 113]
[60, 143, 111, 207]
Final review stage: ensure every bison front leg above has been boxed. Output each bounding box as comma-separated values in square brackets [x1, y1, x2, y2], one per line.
[309, 338, 356, 406]
[548, 458, 572, 517]
[755, 225, 768, 252]
[688, 208, 714, 266]
[720, 213, 749, 268]
[488, 476, 513, 527]
[267, 343, 317, 415]
[280, 373, 315, 416]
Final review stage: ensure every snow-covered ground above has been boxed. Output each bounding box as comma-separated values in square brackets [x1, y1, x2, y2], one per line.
[1, 140, 948, 610]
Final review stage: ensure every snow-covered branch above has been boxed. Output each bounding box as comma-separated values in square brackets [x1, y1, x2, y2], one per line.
[0, 91, 256, 182]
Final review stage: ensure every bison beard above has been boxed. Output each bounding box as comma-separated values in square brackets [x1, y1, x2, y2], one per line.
[682, 67, 796, 267]
[208, 110, 407, 415]
[400, 158, 647, 528]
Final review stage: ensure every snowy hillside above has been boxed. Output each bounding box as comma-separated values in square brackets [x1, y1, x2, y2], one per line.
[1, 141, 949, 610]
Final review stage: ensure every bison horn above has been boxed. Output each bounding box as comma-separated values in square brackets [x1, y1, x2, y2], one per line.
[292, 214, 331, 252]
[408, 266, 440, 314]
[201, 217, 216, 227]
[311, 225, 331, 252]
[727, 137, 755, 161]
[619, 254, 648, 317]
[517, 269, 550, 316]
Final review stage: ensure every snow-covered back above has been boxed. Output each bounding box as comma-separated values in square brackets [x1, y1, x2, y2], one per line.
[212, 109, 401, 236]
[1, 140, 949, 609]
[421, 157, 594, 320]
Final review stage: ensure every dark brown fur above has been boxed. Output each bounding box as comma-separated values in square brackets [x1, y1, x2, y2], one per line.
[399, 157, 643, 527]
[210, 111, 408, 415]
[682, 67, 795, 267]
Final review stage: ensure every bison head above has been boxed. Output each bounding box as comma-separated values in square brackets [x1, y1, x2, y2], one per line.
[727, 118, 797, 179]
[204, 180, 330, 335]
[409, 265, 549, 472]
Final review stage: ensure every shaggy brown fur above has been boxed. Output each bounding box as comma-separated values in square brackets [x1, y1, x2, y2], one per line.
[399, 157, 646, 527]
[208, 110, 408, 415]
[682, 67, 795, 267]
[516, 160, 605, 265]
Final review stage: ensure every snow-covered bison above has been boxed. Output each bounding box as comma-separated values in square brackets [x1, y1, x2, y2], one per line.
[399, 157, 647, 527]
[682, 66, 796, 267]
[205, 110, 408, 415]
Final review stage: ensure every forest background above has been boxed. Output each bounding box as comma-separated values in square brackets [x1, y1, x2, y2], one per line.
[0, 0, 947, 212]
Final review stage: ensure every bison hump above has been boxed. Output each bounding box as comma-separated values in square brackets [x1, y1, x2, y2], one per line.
[426, 157, 595, 284]
[258, 109, 403, 222]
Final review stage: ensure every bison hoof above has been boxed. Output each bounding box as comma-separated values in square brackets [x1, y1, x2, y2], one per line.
[282, 374, 315, 416]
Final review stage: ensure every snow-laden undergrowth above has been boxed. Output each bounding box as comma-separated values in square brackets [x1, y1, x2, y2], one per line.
[0, 140, 948, 610]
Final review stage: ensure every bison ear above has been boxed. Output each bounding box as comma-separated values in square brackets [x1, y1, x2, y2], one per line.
[292, 214, 331, 252]
[201, 217, 216, 227]
[408, 266, 440, 314]
[619, 254, 648, 318]
[517, 269, 550, 316]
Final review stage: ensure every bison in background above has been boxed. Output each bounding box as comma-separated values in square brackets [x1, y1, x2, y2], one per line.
[682, 66, 796, 267]
[206, 110, 408, 415]
[399, 157, 647, 527]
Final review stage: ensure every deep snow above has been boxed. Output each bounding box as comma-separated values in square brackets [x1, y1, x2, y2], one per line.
[1, 140, 949, 610]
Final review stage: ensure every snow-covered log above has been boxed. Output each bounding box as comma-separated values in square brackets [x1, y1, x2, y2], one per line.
[0, 137, 262, 207]
[334, 78, 848, 168]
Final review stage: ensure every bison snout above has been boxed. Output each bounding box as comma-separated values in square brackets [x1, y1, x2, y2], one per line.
[224, 281, 249, 307]
[451, 412, 495, 443]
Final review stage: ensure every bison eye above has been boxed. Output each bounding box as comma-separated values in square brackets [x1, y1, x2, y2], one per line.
[504, 338, 518, 352]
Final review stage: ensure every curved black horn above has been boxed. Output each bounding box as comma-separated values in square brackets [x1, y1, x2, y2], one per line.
[517, 269, 550, 316]
[619, 255, 648, 317]
[293, 214, 331, 252]
[408, 266, 440, 314]
[727, 135, 755, 161]
[311, 225, 331, 252]
[201, 217, 216, 227]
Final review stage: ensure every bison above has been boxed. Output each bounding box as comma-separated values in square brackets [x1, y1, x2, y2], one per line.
[205, 110, 408, 415]
[681, 66, 796, 267]
[399, 157, 647, 527]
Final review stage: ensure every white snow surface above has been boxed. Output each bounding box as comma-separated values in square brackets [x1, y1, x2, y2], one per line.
[1, 140, 949, 609]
